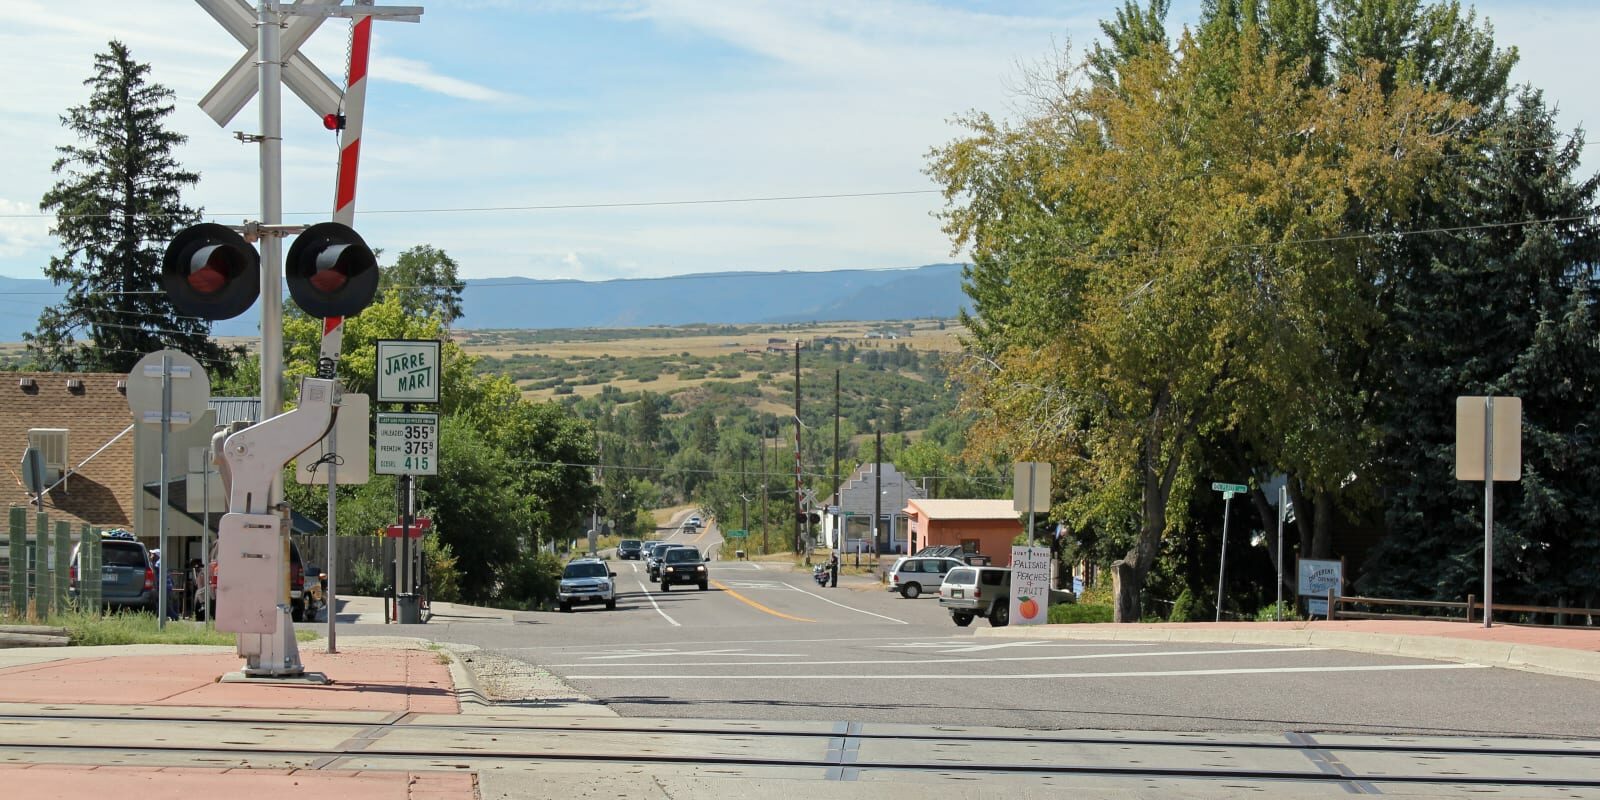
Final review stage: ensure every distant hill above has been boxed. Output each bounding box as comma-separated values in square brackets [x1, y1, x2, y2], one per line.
[0, 263, 969, 341]
[457, 263, 968, 328]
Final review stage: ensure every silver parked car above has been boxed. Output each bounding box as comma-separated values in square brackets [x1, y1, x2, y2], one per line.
[939, 566, 1012, 627]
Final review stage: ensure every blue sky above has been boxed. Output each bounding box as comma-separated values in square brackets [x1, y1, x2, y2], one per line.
[1, 1, 1595, 283]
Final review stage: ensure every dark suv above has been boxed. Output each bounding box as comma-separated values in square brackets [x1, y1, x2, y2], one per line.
[617, 539, 644, 560]
[658, 546, 708, 591]
[69, 530, 157, 611]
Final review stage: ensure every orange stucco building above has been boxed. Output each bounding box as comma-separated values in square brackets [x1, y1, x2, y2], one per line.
[902, 498, 1023, 566]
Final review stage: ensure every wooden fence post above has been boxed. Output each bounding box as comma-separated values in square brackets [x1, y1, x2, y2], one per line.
[33, 511, 51, 619]
[82, 525, 99, 611]
[7, 507, 24, 616]
[1327, 587, 1336, 620]
[54, 521, 69, 612]
[1466, 594, 1475, 623]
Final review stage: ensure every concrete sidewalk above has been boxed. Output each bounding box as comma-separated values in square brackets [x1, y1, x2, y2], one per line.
[979, 618, 1600, 680]
[0, 636, 472, 798]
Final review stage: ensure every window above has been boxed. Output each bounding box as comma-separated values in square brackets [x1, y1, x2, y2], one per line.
[946, 568, 975, 585]
[961, 539, 980, 553]
[980, 570, 1006, 587]
[665, 548, 701, 563]
[103, 543, 147, 568]
[563, 562, 607, 579]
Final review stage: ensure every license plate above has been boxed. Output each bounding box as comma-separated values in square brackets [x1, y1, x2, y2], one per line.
[951, 589, 964, 598]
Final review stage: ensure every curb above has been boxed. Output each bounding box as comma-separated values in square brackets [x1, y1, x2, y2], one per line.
[975, 625, 1600, 682]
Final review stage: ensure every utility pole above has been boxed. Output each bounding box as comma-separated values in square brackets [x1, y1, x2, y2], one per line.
[832, 368, 840, 588]
[760, 435, 768, 556]
[874, 428, 882, 571]
[794, 342, 802, 560]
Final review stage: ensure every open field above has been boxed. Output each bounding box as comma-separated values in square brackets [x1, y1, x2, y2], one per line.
[460, 319, 964, 360]
[458, 319, 965, 402]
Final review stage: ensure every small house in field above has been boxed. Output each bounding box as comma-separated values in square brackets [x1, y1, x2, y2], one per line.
[902, 498, 1023, 566]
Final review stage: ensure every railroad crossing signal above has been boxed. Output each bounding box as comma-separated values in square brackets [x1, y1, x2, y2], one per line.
[196, 0, 345, 126]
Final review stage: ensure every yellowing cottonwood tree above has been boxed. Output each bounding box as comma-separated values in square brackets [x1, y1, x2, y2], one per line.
[929, 27, 1466, 620]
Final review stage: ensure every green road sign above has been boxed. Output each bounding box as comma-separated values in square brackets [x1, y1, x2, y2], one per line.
[1211, 482, 1248, 494]
[725, 529, 748, 538]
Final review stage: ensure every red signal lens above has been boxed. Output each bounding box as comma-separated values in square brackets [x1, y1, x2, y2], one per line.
[310, 266, 348, 293]
[323, 113, 341, 130]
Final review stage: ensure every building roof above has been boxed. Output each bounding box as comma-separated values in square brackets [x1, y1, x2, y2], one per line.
[905, 498, 1020, 521]
[209, 397, 260, 426]
[0, 372, 134, 529]
[834, 461, 925, 516]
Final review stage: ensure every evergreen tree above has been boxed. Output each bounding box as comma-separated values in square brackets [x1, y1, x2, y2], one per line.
[1363, 89, 1600, 606]
[30, 41, 234, 374]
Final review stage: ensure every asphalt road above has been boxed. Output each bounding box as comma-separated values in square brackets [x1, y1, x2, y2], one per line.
[341, 513, 1600, 739]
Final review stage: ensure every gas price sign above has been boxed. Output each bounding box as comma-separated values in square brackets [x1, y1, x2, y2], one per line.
[375, 412, 438, 476]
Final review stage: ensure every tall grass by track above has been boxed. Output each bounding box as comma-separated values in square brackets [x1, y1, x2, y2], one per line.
[2, 609, 320, 646]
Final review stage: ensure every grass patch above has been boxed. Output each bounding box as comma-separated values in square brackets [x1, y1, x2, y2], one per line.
[4, 609, 321, 646]
[1047, 603, 1114, 624]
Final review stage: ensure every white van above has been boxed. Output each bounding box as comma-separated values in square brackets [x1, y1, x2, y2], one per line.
[886, 556, 964, 599]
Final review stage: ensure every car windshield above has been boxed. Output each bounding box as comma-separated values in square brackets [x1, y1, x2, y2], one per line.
[621, 540, 641, 548]
[665, 548, 700, 563]
[945, 568, 976, 585]
[563, 562, 608, 579]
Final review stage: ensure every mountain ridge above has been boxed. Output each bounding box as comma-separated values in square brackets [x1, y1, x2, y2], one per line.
[0, 263, 969, 341]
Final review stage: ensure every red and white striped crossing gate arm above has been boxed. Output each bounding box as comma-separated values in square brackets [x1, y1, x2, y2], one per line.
[319, 9, 375, 378]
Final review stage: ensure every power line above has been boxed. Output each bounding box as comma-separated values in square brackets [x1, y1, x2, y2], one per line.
[0, 189, 944, 221]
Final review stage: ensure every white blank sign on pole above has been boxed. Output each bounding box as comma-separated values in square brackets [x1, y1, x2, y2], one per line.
[295, 393, 371, 485]
[1455, 396, 1521, 481]
[1012, 462, 1052, 514]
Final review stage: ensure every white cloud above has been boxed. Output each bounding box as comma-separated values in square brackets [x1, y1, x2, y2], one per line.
[372, 55, 516, 103]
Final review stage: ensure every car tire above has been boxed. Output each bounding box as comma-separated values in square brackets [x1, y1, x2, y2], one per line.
[698, 581, 708, 591]
[989, 603, 1010, 627]
[560, 602, 572, 613]
[291, 601, 305, 623]
[901, 583, 921, 599]
[952, 612, 974, 627]
[606, 598, 617, 610]
[661, 582, 670, 592]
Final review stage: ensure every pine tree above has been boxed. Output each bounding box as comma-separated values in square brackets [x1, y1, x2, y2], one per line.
[30, 41, 235, 374]
[1362, 89, 1600, 606]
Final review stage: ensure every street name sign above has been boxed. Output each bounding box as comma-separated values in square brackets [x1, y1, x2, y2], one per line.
[375, 412, 438, 475]
[376, 339, 441, 404]
[1211, 482, 1248, 495]
[725, 529, 748, 538]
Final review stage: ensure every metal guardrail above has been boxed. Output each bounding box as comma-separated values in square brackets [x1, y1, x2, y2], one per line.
[1330, 592, 1600, 627]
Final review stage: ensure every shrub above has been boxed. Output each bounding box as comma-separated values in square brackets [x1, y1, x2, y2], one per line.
[497, 551, 564, 609]
[351, 560, 386, 596]
[1255, 602, 1302, 622]
[1170, 588, 1203, 622]
[1048, 603, 1113, 624]
[423, 534, 462, 604]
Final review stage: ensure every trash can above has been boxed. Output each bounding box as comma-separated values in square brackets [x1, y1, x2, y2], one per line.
[735, 549, 746, 561]
[396, 593, 422, 624]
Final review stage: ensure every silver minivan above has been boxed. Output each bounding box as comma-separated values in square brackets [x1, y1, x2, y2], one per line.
[886, 556, 964, 599]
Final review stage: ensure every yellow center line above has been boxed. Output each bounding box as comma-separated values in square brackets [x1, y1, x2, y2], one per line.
[711, 580, 815, 623]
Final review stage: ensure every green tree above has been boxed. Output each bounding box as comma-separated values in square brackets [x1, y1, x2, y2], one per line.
[30, 41, 236, 373]
[379, 244, 466, 324]
[929, 25, 1462, 620]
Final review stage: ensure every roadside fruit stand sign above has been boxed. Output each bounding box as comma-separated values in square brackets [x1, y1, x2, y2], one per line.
[1009, 545, 1051, 625]
[375, 412, 438, 476]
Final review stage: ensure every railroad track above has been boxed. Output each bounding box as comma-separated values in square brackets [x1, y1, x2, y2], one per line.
[2, 710, 1597, 793]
